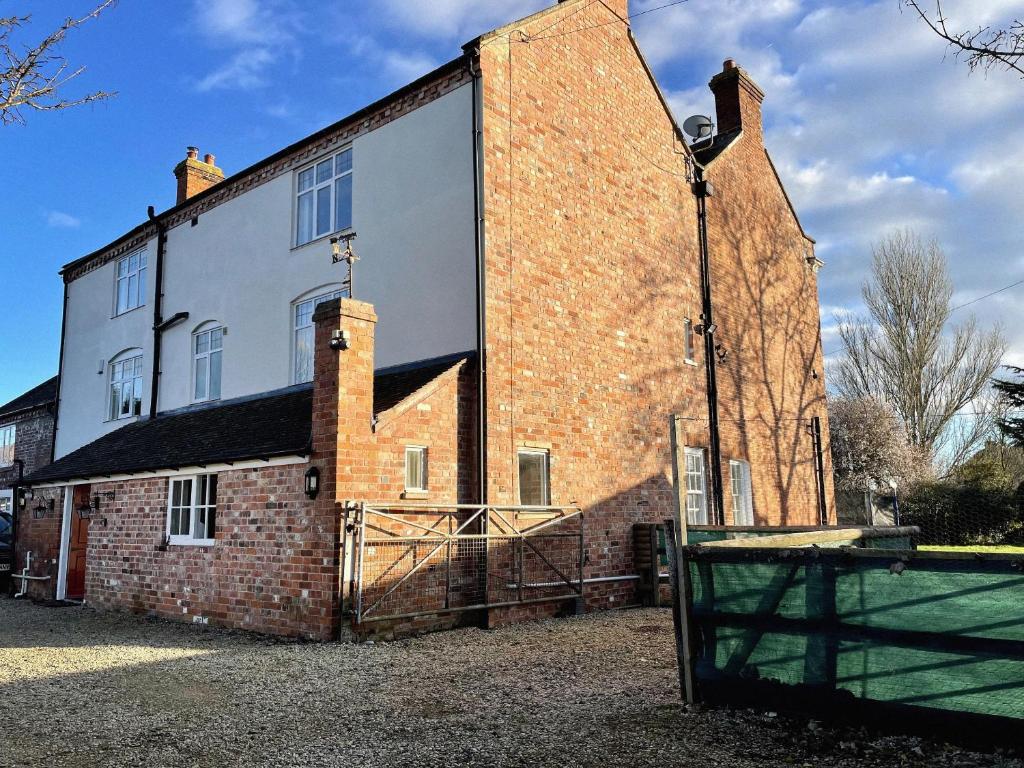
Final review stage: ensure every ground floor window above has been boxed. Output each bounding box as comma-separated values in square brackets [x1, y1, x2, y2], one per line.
[167, 474, 218, 545]
[518, 449, 550, 506]
[404, 446, 428, 492]
[730, 459, 754, 526]
[685, 448, 708, 525]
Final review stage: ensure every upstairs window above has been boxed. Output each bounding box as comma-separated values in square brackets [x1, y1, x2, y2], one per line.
[730, 459, 754, 526]
[518, 449, 551, 506]
[193, 325, 223, 403]
[109, 352, 143, 421]
[167, 474, 217, 546]
[293, 288, 345, 383]
[685, 448, 708, 525]
[404, 446, 428, 492]
[115, 250, 147, 315]
[295, 148, 353, 246]
[0, 424, 15, 466]
[683, 318, 696, 363]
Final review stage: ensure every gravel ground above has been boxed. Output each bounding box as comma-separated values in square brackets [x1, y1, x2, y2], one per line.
[0, 598, 1019, 768]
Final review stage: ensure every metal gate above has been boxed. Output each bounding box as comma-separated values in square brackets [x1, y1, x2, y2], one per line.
[344, 503, 584, 625]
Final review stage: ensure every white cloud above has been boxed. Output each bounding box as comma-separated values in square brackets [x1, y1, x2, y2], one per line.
[371, 0, 546, 40]
[46, 211, 81, 228]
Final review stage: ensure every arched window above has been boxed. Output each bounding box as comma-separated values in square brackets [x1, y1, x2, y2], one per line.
[292, 286, 345, 384]
[109, 348, 144, 420]
[192, 322, 224, 402]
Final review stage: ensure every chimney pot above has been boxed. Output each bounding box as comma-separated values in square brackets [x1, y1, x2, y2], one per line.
[723, 58, 736, 71]
[186, 146, 198, 160]
[204, 153, 215, 165]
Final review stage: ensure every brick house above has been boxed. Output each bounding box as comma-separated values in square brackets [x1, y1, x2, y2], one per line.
[23, 0, 834, 638]
[0, 376, 57, 594]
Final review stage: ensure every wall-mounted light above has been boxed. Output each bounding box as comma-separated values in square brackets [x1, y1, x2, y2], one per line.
[694, 322, 718, 336]
[330, 329, 351, 352]
[76, 503, 93, 519]
[32, 498, 54, 520]
[304, 467, 321, 500]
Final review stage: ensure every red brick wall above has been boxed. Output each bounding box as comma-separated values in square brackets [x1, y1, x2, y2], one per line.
[84, 464, 341, 638]
[478, 0, 704, 613]
[1, 405, 55, 486]
[10, 486, 63, 600]
[477, 0, 833, 616]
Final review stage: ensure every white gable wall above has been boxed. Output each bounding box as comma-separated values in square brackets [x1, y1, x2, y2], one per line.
[56, 83, 477, 459]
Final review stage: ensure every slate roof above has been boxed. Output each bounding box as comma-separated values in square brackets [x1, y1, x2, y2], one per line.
[0, 376, 58, 420]
[692, 128, 742, 166]
[24, 354, 471, 485]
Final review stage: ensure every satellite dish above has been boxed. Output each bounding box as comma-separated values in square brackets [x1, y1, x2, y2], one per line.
[683, 114, 714, 141]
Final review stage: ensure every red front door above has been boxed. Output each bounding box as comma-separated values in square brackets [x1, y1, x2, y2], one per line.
[66, 485, 91, 600]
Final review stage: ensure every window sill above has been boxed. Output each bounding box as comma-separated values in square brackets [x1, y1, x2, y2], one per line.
[111, 304, 146, 320]
[104, 414, 140, 426]
[684, 358, 699, 367]
[290, 227, 354, 254]
[402, 490, 429, 500]
[166, 539, 216, 548]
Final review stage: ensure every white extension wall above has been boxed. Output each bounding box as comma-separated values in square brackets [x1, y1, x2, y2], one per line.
[55, 84, 476, 458]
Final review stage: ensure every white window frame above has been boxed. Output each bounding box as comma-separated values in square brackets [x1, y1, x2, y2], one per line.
[0, 424, 15, 467]
[114, 250, 147, 316]
[166, 474, 217, 546]
[108, 351, 144, 422]
[730, 459, 754, 526]
[683, 318, 696, 364]
[404, 446, 428, 492]
[192, 324, 224, 403]
[517, 449, 551, 506]
[292, 288, 345, 384]
[684, 447, 708, 525]
[295, 147, 353, 247]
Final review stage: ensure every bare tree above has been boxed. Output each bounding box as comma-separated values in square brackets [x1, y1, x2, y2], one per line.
[834, 230, 1005, 470]
[904, 1, 1024, 79]
[1, 1, 116, 126]
[828, 395, 930, 491]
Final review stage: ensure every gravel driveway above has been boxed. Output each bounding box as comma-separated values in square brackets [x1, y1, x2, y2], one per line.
[0, 598, 1019, 768]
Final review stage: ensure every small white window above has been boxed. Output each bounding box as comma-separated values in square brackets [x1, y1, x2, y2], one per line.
[405, 446, 428, 492]
[114, 250, 147, 315]
[730, 459, 754, 526]
[683, 318, 696, 363]
[0, 424, 15, 466]
[293, 289, 345, 384]
[685, 448, 708, 525]
[518, 449, 550, 506]
[167, 474, 217, 546]
[295, 148, 353, 246]
[193, 325, 223, 402]
[109, 352, 144, 421]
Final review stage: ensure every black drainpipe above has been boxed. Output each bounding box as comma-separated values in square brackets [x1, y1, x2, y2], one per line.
[470, 53, 488, 506]
[693, 168, 725, 525]
[148, 206, 168, 420]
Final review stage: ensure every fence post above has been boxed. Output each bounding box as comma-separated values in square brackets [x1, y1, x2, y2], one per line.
[668, 414, 699, 705]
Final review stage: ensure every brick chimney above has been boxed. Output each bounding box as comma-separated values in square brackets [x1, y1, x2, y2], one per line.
[173, 146, 224, 205]
[708, 59, 765, 139]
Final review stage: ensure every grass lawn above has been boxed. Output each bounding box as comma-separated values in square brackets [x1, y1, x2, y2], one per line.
[919, 544, 1024, 554]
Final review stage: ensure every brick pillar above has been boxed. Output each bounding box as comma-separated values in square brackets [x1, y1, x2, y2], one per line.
[309, 297, 378, 639]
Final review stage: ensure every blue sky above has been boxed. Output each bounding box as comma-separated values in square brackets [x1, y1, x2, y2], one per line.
[2, 0, 1023, 404]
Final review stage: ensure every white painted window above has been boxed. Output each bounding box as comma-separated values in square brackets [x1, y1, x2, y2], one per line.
[295, 147, 353, 246]
[685, 448, 708, 525]
[167, 474, 217, 546]
[293, 289, 345, 383]
[193, 325, 223, 402]
[683, 318, 696, 363]
[109, 352, 144, 421]
[405, 446, 428, 492]
[730, 459, 754, 526]
[518, 449, 550, 506]
[114, 250, 147, 315]
[0, 424, 14, 466]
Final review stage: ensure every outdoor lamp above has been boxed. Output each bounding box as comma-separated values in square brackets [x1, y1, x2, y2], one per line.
[32, 498, 53, 519]
[304, 467, 321, 500]
[76, 503, 93, 519]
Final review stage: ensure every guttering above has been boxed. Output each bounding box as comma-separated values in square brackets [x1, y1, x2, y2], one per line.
[148, 206, 167, 420]
[469, 51, 488, 505]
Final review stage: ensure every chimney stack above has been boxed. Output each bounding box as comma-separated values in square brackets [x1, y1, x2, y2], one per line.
[173, 146, 224, 205]
[708, 59, 765, 139]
